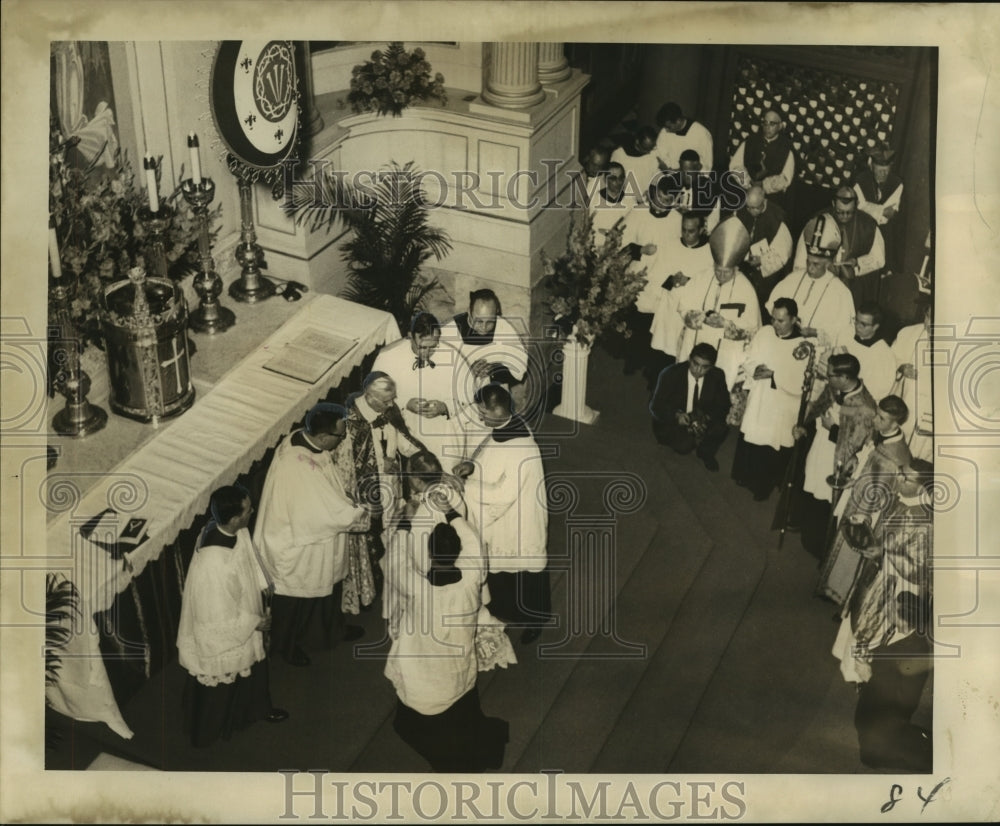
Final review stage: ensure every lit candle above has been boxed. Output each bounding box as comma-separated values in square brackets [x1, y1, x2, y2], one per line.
[49, 224, 62, 280]
[144, 154, 159, 212]
[187, 133, 202, 185]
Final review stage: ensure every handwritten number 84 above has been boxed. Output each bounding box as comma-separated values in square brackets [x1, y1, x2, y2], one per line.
[881, 778, 950, 814]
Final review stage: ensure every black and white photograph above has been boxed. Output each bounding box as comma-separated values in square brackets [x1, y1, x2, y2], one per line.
[1, 2, 998, 823]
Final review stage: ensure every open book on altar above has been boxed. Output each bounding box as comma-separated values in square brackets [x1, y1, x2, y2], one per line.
[262, 327, 359, 384]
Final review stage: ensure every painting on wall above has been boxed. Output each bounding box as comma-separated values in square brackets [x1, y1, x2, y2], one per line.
[50, 41, 121, 169]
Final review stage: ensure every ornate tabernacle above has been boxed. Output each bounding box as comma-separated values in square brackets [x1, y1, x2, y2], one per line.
[101, 266, 196, 424]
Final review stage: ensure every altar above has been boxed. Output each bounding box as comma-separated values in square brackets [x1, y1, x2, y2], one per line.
[45, 294, 400, 738]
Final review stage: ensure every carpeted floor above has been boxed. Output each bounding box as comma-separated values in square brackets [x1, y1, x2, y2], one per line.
[46, 341, 931, 774]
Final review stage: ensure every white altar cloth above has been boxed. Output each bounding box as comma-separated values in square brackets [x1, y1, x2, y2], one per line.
[44, 295, 400, 737]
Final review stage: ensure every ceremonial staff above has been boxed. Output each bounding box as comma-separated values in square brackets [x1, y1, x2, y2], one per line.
[822, 459, 850, 557]
[772, 338, 817, 548]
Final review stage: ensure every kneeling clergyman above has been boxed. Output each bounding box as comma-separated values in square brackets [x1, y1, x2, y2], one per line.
[385, 520, 510, 772]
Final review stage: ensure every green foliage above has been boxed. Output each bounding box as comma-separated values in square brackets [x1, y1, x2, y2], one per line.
[45, 574, 79, 689]
[288, 161, 452, 331]
[348, 42, 447, 117]
[49, 116, 220, 350]
[542, 208, 648, 346]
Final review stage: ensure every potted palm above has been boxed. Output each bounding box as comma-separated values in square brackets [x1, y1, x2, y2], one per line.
[44, 574, 79, 750]
[543, 208, 647, 423]
[288, 160, 452, 332]
[45, 574, 79, 688]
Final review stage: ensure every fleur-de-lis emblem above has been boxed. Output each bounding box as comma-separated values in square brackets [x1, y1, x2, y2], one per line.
[244, 113, 257, 129]
[241, 57, 252, 73]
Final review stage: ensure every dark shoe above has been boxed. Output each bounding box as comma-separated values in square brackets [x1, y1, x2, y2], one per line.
[343, 625, 365, 642]
[486, 604, 519, 625]
[700, 455, 720, 472]
[283, 647, 311, 667]
[265, 708, 289, 723]
[520, 627, 542, 645]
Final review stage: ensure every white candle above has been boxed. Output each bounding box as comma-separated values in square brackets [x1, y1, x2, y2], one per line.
[187, 133, 202, 185]
[144, 154, 159, 212]
[49, 226, 62, 280]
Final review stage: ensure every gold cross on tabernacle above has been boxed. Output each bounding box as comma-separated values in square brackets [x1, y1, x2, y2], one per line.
[160, 338, 185, 392]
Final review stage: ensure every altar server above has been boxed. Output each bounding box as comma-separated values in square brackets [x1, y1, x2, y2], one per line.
[178, 486, 288, 746]
[455, 383, 551, 645]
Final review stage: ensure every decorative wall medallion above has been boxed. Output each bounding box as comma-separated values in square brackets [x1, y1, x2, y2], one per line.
[211, 40, 299, 170]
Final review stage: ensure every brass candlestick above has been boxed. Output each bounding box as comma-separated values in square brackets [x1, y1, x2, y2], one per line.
[50, 278, 108, 438]
[228, 173, 277, 303]
[138, 204, 173, 279]
[182, 177, 236, 334]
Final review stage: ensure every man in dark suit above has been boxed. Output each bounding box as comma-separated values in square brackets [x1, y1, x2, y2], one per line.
[649, 342, 731, 471]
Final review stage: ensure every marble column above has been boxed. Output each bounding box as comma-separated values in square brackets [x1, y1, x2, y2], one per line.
[538, 42, 571, 85]
[481, 42, 546, 109]
[296, 41, 324, 136]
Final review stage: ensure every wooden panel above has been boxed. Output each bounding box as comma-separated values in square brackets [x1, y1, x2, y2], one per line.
[566, 43, 644, 153]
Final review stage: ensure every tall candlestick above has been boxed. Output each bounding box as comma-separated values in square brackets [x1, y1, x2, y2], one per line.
[144, 155, 159, 212]
[49, 225, 62, 280]
[50, 275, 108, 438]
[182, 177, 235, 334]
[187, 133, 202, 185]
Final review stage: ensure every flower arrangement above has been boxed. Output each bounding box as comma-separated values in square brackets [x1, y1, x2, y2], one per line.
[348, 42, 447, 117]
[48, 116, 219, 350]
[542, 208, 648, 346]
